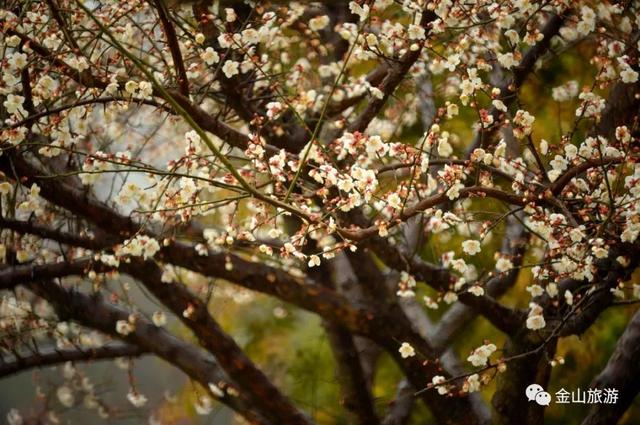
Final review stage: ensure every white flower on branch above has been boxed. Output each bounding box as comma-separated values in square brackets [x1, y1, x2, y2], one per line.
[526, 303, 546, 331]
[462, 240, 481, 256]
[309, 15, 330, 31]
[467, 343, 497, 367]
[57, 386, 74, 407]
[201, 48, 220, 65]
[127, 390, 147, 408]
[399, 342, 415, 358]
[222, 61, 240, 78]
[116, 320, 134, 336]
[432, 376, 449, 395]
[194, 395, 213, 415]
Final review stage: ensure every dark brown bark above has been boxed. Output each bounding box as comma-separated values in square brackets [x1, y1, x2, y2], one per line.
[120, 260, 313, 425]
[322, 321, 381, 425]
[382, 379, 415, 425]
[319, 257, 380, 425]
[153, 0, 190, 95]
[347, 250, 483, 425]
[26, 281, 268, 424]
[0, 344, 146, 378]
[491, 338, 557, 425]
[0, 151, 382, 338]
[0, 259, 99, 290]
[582, 311, 640, 425]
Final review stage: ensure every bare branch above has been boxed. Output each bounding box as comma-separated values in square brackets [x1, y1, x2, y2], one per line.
[26, 281, 268, 424]
[0, 259, 99, 291]
[0, 216, 110, 250]
[152, 0, 190, 95]
[0, 344, 145, 378]
[382, 379, 414, 425]
[321, 255, 380, 425]
[119, 260, 313, 425]
[582, 310, 640, 425]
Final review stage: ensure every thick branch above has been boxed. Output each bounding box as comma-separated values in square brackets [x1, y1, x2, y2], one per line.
[430, 217, 524, 352]
[0, 217, 110, 250]
[550, 157, 624, 196]
[320, 257, 380, 425]
[322, 321, 380, 425]
[0, 153, 374, 336]
[382, 379, 414, 425]
[347, 250, 482, 425]
[556, 243, 640, 337]
[119, 260, 313, 425]
[582, 310, 640, 425]
[153, 0, 190, 95]
[339, 186, 526, 241]
[0, 344, 145, 378]
[27, 281, 267, 424]
[349, 212, 526, 337]
[456, 292, 526, 335]
[398, 296, 492, 423]
[0, 259, 100, 290]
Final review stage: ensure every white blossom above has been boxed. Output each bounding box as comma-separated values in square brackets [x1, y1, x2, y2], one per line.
[467, 343, 497, 367]
[201, 47, 220, 65]
[462, 240, 481, 256]
[57, 386, 74, 407]
[116, 320, 134, 336]
[407, 24, 426, 40]
[399, 342, 416, 358]
[495, 257, 513, 272]
[309, 15, 330, 31]
[222, 61, 240, 78]
[152, 311, 167, 327]
[3, 94, 26, 116]
[194, 395, 213, 415]
[464, 374, 481, 393]
[526, 303, 546, 330]
[468, 286, 485, 296]
[432, 375, 448, 395]
[8, 52, 27, 70]
[6, 409, 22, 425]
[127, 390, 148, 408]
[308, 255, 321, 267]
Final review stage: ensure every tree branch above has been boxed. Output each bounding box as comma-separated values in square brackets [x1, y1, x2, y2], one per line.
[0, 156, 396, 352]
[0, 216, 111, 250]
[7, 29, 251, 151]
[152, 0, 190, 95]
[382, 379, 414, 425]
[26, 281, 268, 424]
[430, 218, 525, 351]
[320, 256, 380, 425]
[0, 344, 145, 378]
[346, 250, 483, 425]
[582, 310, 640, 425]
[0, 259, 101, 291]
[466, 11, 569, 154]
[119, 260, 313, 425]
[346, 10, 437, 134]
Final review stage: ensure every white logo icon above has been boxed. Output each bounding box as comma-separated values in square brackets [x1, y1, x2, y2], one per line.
[526, 384, 551, 406]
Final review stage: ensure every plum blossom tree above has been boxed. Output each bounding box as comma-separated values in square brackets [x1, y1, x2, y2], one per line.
[0, 0, 639, 424]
